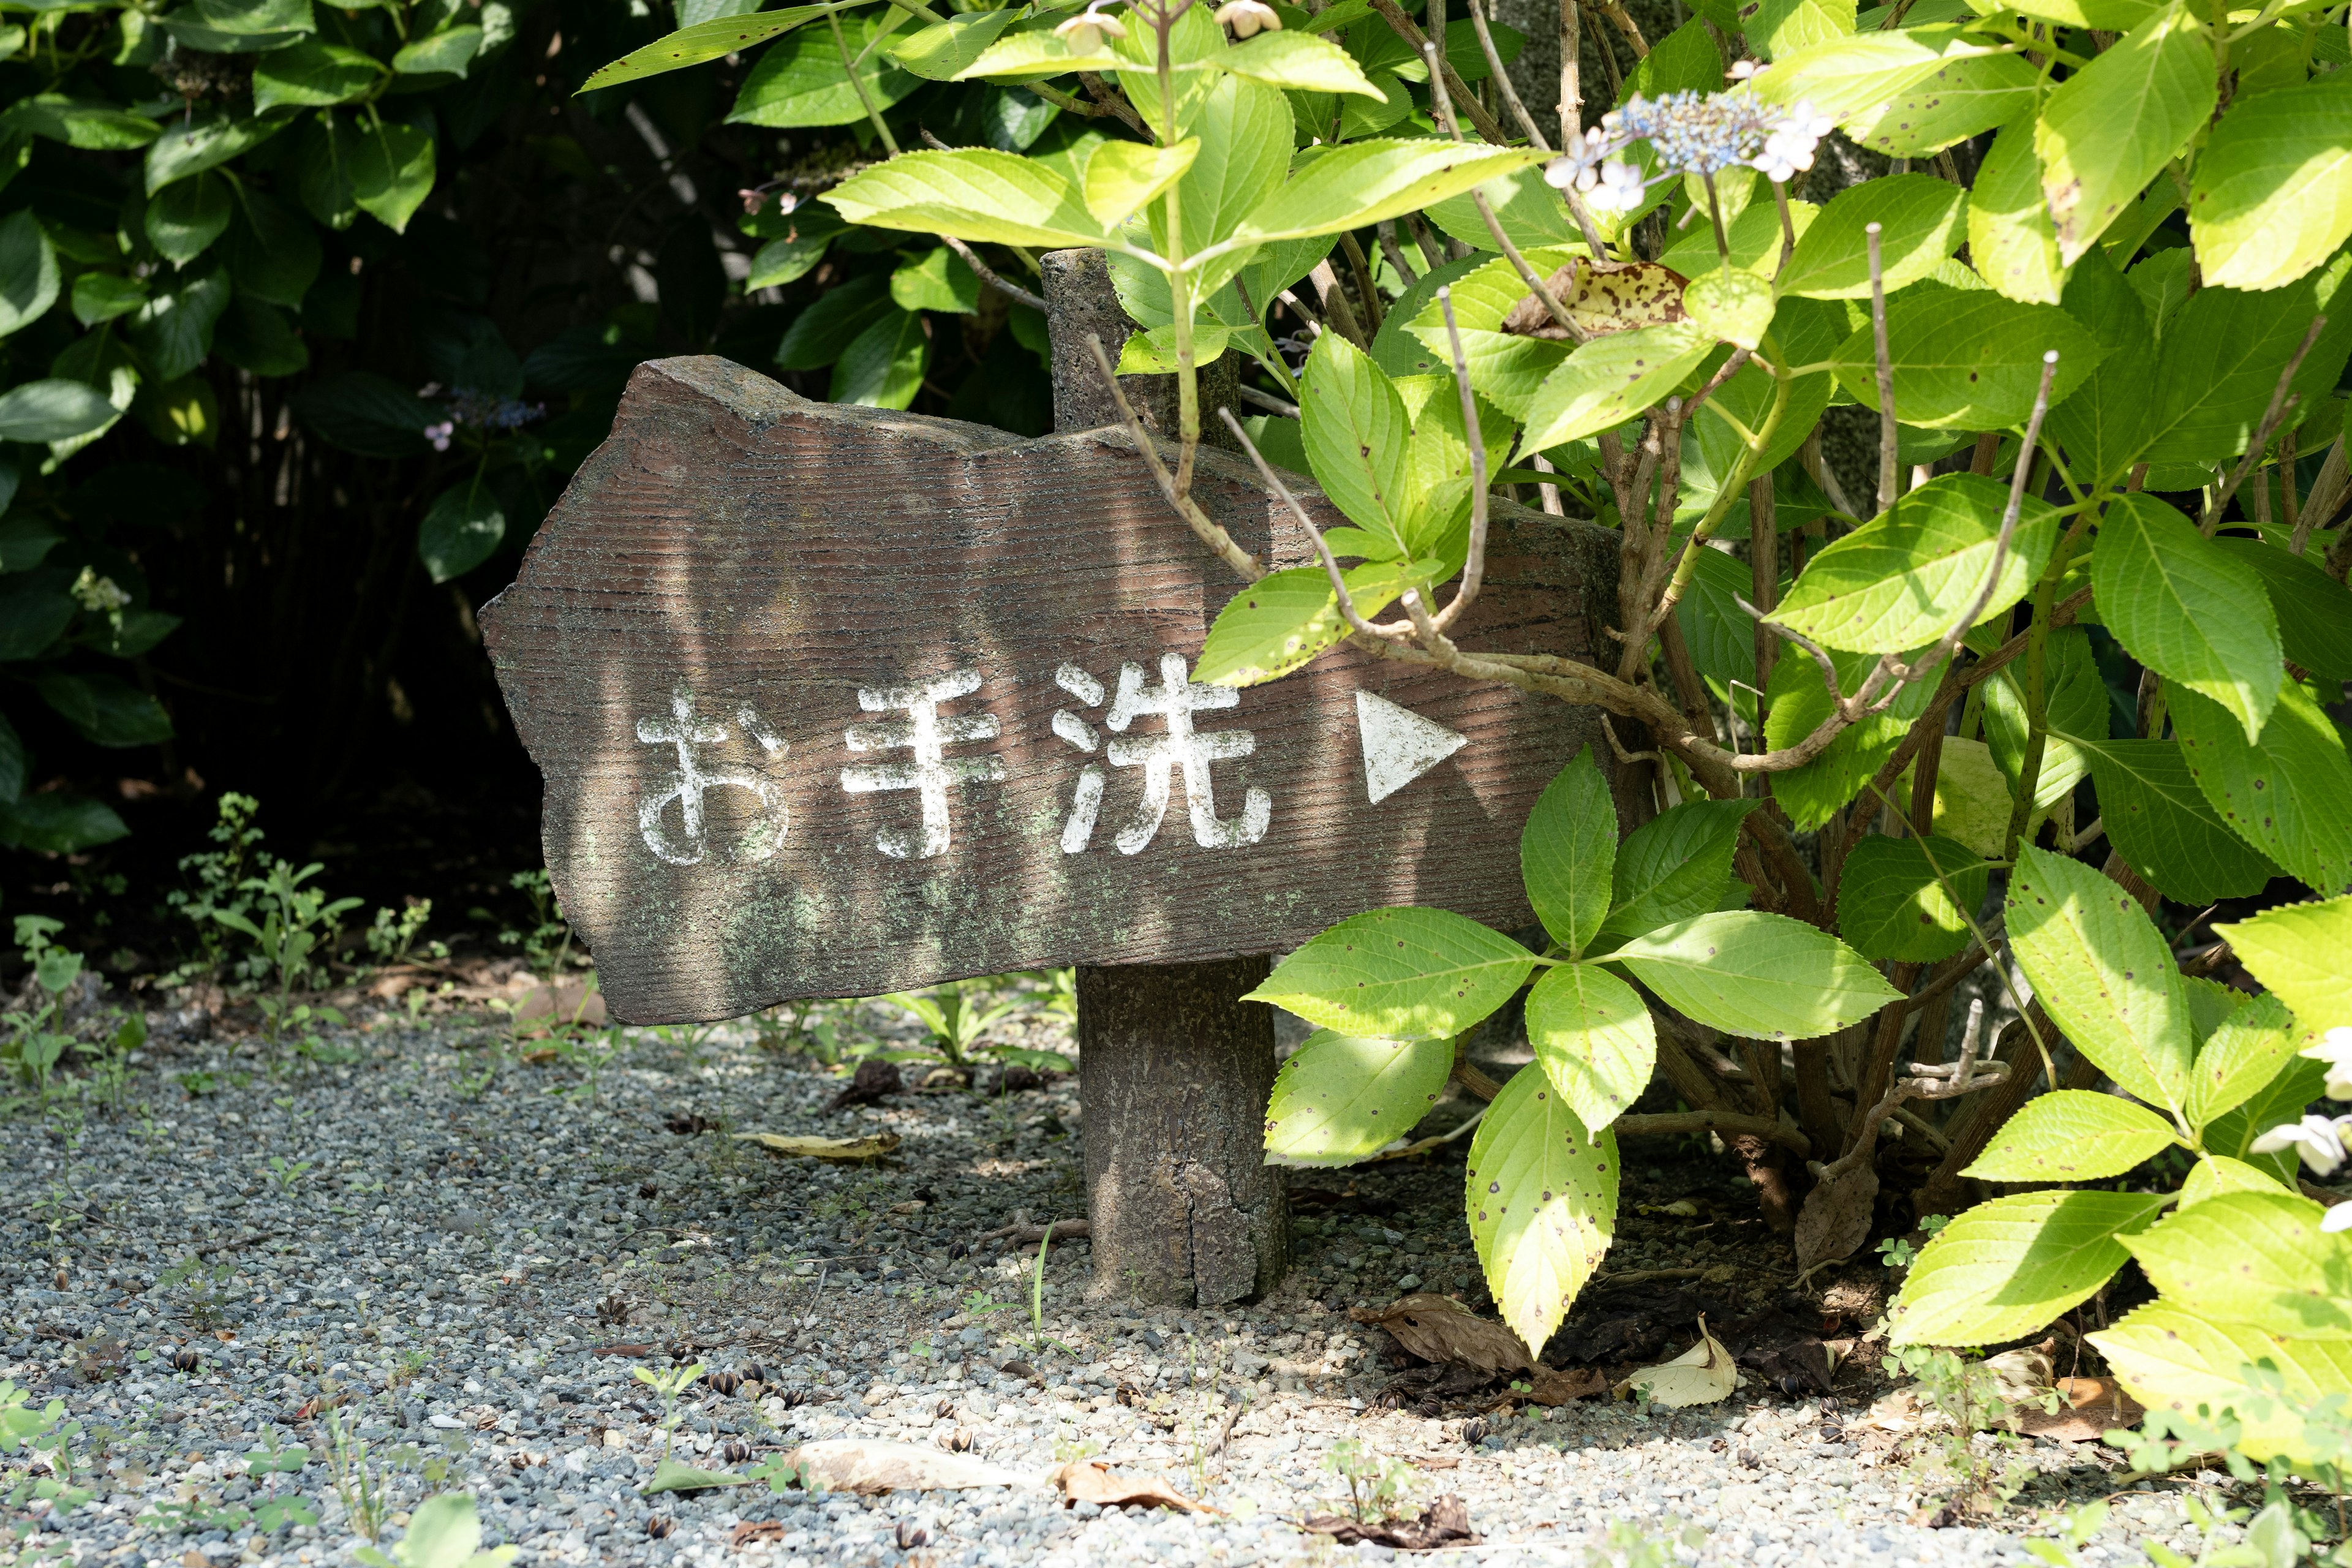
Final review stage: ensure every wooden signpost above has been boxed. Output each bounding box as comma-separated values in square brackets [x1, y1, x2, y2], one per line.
[481, 262, 1624, 1308]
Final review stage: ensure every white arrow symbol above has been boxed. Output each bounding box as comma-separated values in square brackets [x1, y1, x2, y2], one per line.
[1355, 690, 1468, 804]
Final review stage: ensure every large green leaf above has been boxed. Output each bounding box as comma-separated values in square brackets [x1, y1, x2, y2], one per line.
[2181, 1154, 2297, 1208]
[2093, 1302, 2352, 1465]
[34, 673, 174, 747]
[2172, 680, 2352, 895]
[1610, 910, 1901, 1042]
[1964, 1091, 2179, 1183]
[1842, 50, 2041, 158]
[2124, 1193, 2352, 1340]
[1983, 625, 2108, 812]
[0, 793, 130, 854]
[0, 209, 60, 337]
[1967, 118, 2065, 306]
[823, 149, 1111, 249]
[1526, 963, 1655, 1133]
[2095, 492, 2280, 742]
[1, 94, 163, 151]
[349, 118, 436, 234]
[1518, 322, 1715, 453]
[0, 379, 116, 443]
[1244, 908, 1537, 1039]
[1263, 1031, 1453, 1166]
[729, 16, 920, 129]
[1829, 286, 2100, 430]
[2077, 737, 2280, 905]
[1229, 140, 1548, 244]
[1836, 832, 1988, 963]
[1224, 29, 1385, 96]
[580, 4, 846, 93]
[251, 39, 382, 113]
[1299, 331, 1412, 552]
[1519, 748, 1616, 959]
[1892, 1189, 2168, 1347]
[2187, 992, 2304, 1133]
[2007, 845, 2193, 1117]
[1465, 1065, 1619, 1355]
[2044, 247, 2155, 483]
[2143, 260, 2352, 467]
[1770, 473, 2057, 655]
[145, 110, 290, 194]
[2190, 75, 2352, 293]
[0, 570, 75, 660]
[392, 24, 482, 78]
[127, 269, 233, 381]
[418, 478, 505, 584]
[1749, 24, 2013, 121]
[2215, 538, 2352, 683]
[1760, 643, 1944, 828]
[1746, 0, 1856, 60]
[775, 273, 895, 369]
[1169, 76, 1291, 261]
[1597, 797, 1757, 945]
[2216, 895, 2352, 1035]
[147, 171, 233, 263]
[1195, 564, 1405, 687]
[222, 188, 322, 309]
[2035, 0, 2217, 263]
[1777, 175, 1967, 301]
[829, 307, 928, 409]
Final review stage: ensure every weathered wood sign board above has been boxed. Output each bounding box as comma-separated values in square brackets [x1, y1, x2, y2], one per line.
[481, 356, 1619, 1024]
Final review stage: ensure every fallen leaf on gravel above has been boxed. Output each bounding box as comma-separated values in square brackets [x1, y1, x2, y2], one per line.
[1616, 1316, 1736, 1408]
[1984, 1345, 2054, 1405]
[2016, 1376, 2143, 1441]
[782, 1440, 1043, 1494]
[641, 1458, 755, 1495]
[733, 1131, 901, 1161]
[1526, 1365, 1610, 1405]
[590, 1344, 650, 1357]
[1054, 1460, 1208, 1512]
[1351, 1294, 1531, 1374]
[731, 1520, 787, 1546]
[1300, 1494, 1477, 1549]
[829, 1058, 902, 1110]
[1408, 1456, 1460, 1471]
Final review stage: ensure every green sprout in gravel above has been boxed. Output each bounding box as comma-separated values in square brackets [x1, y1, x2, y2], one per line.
[356, 1491, 517, 1568]
[1323, 1438, 1417, 1526]
[635, 1361, 707, 1461]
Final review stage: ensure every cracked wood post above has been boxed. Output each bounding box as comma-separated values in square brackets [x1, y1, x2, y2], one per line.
[1043, 247, 1289, 1308]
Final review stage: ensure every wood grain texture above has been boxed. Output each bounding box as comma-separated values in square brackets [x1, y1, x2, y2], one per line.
[481, 355, 1619, 1023]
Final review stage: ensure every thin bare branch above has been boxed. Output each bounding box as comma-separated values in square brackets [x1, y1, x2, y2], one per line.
[1424, 43, 1588, 342]
[937, 235, 1047, 314]
[1077, 71, 1148, 137]
[1593, 0, 1649, 56]
[1375, 220, 1421, 287]
[1367, 0, 1513, 143]
[1866, 222, 1898, 512]
[1615, 1110, 1809, 1158]
[1559, 0, 1582, 151]
[2199, 314, 2325, 536]
[1216, 406, 1415, 641]
[1087, 334, 1264, 582]
[1235, 384, 1300, 418]
[1428, 287, 1493, 634]
[1469, 0, 1552, 150]
[2297, 430, 2348, 556]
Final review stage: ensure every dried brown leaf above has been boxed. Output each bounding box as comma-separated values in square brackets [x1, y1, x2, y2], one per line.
[1501, 260, 1691, 340]
[1300, 1494, 1477, 1550]
[1793, 1163, 1879, 1280]
[2017, 1376, 2145, 1442]
[733, 1131, 902, 1161]
[731, 1520, 788, 1546]
[1526, 1365, 1610, 1406]
[1350, 1294, 1531, 1375]
[1054, 1460, 1209, 1513]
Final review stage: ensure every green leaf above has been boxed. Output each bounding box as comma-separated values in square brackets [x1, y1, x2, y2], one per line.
[251, 39, 381, 113]
[2091, 1303, 2352, 1466]
[1224, 30, 1384, 96]
[1170, 77, 1291, 262]
[823, 149, 1110, 249]
[2124, 1192, 2352, 1340]
[959, 29, 1123, 84]
[159, 0, 315, 53]
[2006, 843, 2192, 1117]
[1526, 963, 1654, 1133]
[1194, 564, 1403, 687]
[2180, 1154, 2296, 1208]
[1085, 137, 1199, 230]
[729, 16, 920, 128]
[34, 673, 174, 748]
[1891, 1189, 2168, 1347]
[1519, 748, 1616, 959]
[0, 793, 130, 854]
[1598, 797, 1758, 944]
[1518, 322, 1716, 453]
[1676, 543, 1759, 690]
[1964, 1091, 2179, 1183]
[1770, 473, 2057, 655]
[2143, 258, 2352, 467]
[2215, 538, 2352, 683]
[0, 379, 116, 443]
[830, 307, 929, 410]
[0, 570, 74, 660]
[1, 94, 162, 151]
[2002, 0, 2163, 23]
[1842, 49, 2041, 159]
[1835, 832, 1989, 963]
[1681, 266, 1774, 350]
[222, 188, 322, 309]
[349, 118, 436, 234]
[1465, 1063, 1618, 1355]
[1610, 910, 1901, 1041]
[579, 5, 846, 94]
[2035, 0, 2217, 264]
[1299, 331, 1413, 551]
[2217, 895, 2352, 1035]
[145, 110, 290, 195]
[0, 209, 60, 337]
[1746, 0, 1856, 59]
[2187, 991, 2303, 1133]
[2190, 75, 2352, 293]
[290, 371, 437, 459]
[0, 712, 20, 804]
[214, 295, 309, 377]
[2095, 492, 2281, 742]
[887, 11, 1017, 81]
[1985, 624, 2108, 812]
[1115, 323, 1232, 374]
[1229, 139, 1548, 245]
[1828, 285, 2099, 429]
[1760, 643, 1944, 828]
[127, 268, 233, 381]
[392, 23, 481, 78]
[1967, 117, 2065, 306]
[418, 478, 505, 584]
[2078, 737, 2280, 905]
[775, 273, 895, 369]
[639, 1458, 755, 1495]
[1263, 1032, 1453, 1166]
[1243, 908, 1536, 1040]
[889, 247, 980, 315]
[2043, 247, 2154, 484]
[146, 171, 233, 263]
[1777, 174, 1967, 301]
[746, 227, 833, 290]
[2172, 680, 2352, 895]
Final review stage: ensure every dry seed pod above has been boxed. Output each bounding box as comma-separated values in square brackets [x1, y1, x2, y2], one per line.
[707, 1370, 743, 1396]
[646, 1516, 674, 1539]
[722, 1440, 752, 1463]
[170, 1348, 202, 1373]
[896, 1520, 930, 1549]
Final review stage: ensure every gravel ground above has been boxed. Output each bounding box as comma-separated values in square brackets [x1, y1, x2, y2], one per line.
[0, 992, 2266, 1568]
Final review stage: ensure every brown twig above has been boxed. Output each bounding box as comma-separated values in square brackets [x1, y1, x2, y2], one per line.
[1077, 72, 1148, 138]
[1866, 222, 1898, 512]
[1218, 407, 1414, 641]
[1087, 335, 1263, 582]
[2199, 315, 2325, 537]
[938, 235, 1047, 314]
[1615, 1109, 1809, 1159]
[1428, 287, 1493, 633]
[1424, 43, 1588, 343]
[1468, 0, 1551, 150]
[2296, 431, 2347, 556]
[1366, 0, 1512, 144]
[1376, 220, 1421, 287]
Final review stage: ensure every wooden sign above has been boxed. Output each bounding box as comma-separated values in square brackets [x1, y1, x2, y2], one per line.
[481, 356, 1619, 1024]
